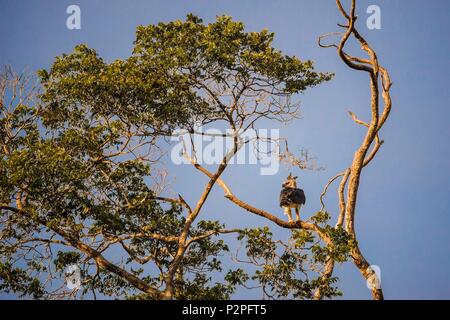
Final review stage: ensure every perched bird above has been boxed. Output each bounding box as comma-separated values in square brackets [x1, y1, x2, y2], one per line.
[279, 173, 306, 222]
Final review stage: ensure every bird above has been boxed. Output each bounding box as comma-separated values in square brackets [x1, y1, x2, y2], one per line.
[279, 173, 306, 222]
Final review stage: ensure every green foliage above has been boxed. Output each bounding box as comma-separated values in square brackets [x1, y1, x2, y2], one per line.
[236, 218, 352, 299]
[0, 262, 44, 299]
[310, 210, 331, 224]
[54, 251, 81, 271]
[224, 268, 249, 287]
[38, 14, 332, 135]
[309, 212, 355, 264]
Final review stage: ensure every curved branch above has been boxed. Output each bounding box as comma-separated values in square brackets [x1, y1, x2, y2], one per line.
[319, 171, 345, 212]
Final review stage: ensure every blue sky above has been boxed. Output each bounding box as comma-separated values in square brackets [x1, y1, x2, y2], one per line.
[1, 0, 450, 299]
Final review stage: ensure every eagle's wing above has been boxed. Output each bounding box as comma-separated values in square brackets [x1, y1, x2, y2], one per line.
[279, 188, 306, 206]
[280, 188, 292, 207]
[291, 188, 306, 205]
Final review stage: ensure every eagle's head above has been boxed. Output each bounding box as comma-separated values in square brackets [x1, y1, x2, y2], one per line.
[282, 173, 298, 188]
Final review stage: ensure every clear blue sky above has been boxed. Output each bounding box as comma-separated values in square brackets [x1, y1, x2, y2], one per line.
[1, 0, 450, 299]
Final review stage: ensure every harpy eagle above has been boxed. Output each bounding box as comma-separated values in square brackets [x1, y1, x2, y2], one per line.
[279, 173, 306, 222]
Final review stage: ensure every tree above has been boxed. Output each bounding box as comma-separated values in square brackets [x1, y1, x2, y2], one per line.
[0, 1, 391, 300]
[315, 0, 392, 300]
[0, 15, 334, 300]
